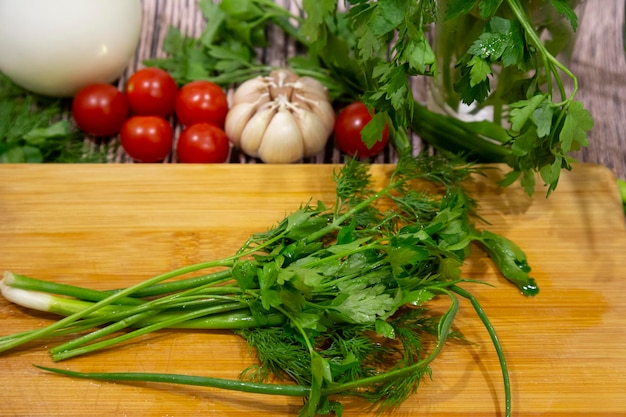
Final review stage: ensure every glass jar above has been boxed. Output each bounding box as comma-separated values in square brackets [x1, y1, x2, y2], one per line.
[427, 0, 586, 126]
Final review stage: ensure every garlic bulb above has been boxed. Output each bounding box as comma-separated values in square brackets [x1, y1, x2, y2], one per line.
[225, 69, 335, 163]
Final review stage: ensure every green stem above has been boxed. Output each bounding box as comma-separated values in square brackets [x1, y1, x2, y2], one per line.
[412, 103, 513, 162]
[618, 179, 626, 215]
[48, 280, 252, 357]
[506, 0, 578, 103]
[35, 365, 310, 397]
[51, 302, 248, 361]
[1, 221, 292, 354]
[114, 269, 233, 298]
[0, 259, 233, 353]
[451, 285, 511, 417]
[35, 293, 460, 404]
[4, 272, 143, 305]
[50, 309, 166, 359]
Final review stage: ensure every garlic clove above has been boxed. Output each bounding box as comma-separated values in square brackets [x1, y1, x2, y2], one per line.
[225, 102, 258, 147]
[258, 109, 304, 163]
[239, 104, 276, 158]
[293, 76, 331, 102]
[232, 76, 270, 106]
[292, 108, 329, 157]
[303, 98, 336, 138]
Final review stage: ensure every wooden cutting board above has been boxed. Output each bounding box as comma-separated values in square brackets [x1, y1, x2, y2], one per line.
[1, 163, 625, 417]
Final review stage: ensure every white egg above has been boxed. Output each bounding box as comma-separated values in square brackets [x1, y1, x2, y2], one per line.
[0, 0, 142, 97]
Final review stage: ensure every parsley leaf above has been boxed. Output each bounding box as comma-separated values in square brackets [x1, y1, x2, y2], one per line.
[559, 101, 593, 153]
[479, 0, 504, 18]
[445, 0, 478, 20]
[549, 0, 579, 31]
[509, 94, 547, 132]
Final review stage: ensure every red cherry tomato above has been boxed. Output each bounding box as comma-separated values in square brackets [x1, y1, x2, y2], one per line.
[72, 83, 129, 136]
[176, 123, 230, 163]
[175, 81, 228, 128]
[125, 67, 178, 117]
[334, 102, 389, 158]
[119, 116, 173, 163]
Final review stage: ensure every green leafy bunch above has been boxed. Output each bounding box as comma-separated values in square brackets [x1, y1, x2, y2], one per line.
[445, 0, 593, 194]
[296, 0, 593, 196]
[0, 73, 105, 163]
[1, 153, 536, 416]
[144, 0, 303, 86]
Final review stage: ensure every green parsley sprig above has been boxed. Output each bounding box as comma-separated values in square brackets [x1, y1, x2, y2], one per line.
[442, 0, 593, 195]
[300, 0, 593, 196]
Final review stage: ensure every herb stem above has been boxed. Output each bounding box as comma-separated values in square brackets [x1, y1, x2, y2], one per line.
[506, 0, 579, 104]
[0, 259, 232, 353]
[51, 302, 247, 361]
[4, 272, 143, 305]
[35, 365, 311, 397]
[411, 104, 512, 162]
[452, 285, 511, 417]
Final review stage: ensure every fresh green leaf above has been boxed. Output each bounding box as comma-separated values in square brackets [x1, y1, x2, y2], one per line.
[370, 0, 407, 37]
[218, 0, 264, 20]
[0, 146, 43, 163]
[403, 288, 436, 306]
[559, 101, 593, 153]
[530, 102, 554, 138]
[549, 0, 579, 31]
[375, 319, 396, 339]
[509, 94, 546, 132]
[445, 0, 477, 20]
[330, 283, 398, 324]
[479, 0, 503, 18]
[23, 120, 70, 145]
[468, 55, 492, 87]
[520, 170, 537, 198]
[454, 56, 491, 104]
[400, 31, 436, 74]
[511, 126, 539, 157]
[232, 261, 258, 291]
[198, 1, 227, 46]
[360, 111, 389, 151]
[300, 0, 336, 44]
[539, 155, 563, 194]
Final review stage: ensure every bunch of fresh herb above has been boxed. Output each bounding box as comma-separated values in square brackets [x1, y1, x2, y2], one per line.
[146, 0, 592, 196]
[0, 153, 536, 417]
[295, 0, 594, 196]
[0, 73, 106, 163]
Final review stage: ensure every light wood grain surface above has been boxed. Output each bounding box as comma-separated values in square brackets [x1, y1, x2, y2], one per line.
[0, 163, 625, 416]
[2, 2, 625, 416]
[107, 0, 626, 182]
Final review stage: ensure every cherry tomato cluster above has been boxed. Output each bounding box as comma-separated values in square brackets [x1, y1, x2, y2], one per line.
[71, 67, 230, 163]
[72, 67, 390, 162]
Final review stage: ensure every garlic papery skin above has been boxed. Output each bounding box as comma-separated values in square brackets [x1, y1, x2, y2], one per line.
[225, 69, 335, 163]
